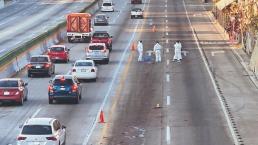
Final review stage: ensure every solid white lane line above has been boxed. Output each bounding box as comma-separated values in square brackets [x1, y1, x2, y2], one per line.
[182, 0, 239, 144]
[165, 15, 168, 18]
[166, 32, 168, 35]
[166, 59, 169, 65]
[166, 126, 171, 144]
[166, 26, 168, 29]
[165, 4, 167, 7]
[166, 74, 170, 82]
[166, 19, 168, 23]
[31, 107, 42, 118]
[82, 1, 147, 144]
[166, 48, 169, 53]
[167, 96, 170, 106]
[166, 39, 169, 43]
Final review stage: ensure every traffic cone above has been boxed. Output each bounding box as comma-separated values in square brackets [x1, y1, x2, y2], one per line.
[152, 25, 156, 32]
[131, 42, 136, 51]
[99, 110, 105, 123]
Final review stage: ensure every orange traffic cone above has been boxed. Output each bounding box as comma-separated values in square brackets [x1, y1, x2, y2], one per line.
[131, 42, 136, 51]
[152, 25, 156, 32]
[99, 110, 105, 123]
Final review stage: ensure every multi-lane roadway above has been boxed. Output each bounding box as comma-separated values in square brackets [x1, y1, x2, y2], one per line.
[2, 0, 257, 144]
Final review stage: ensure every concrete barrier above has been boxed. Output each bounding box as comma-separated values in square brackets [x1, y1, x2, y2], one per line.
[0, 0, 101, 78]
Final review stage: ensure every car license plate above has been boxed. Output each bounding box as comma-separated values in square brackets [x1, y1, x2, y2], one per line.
[3, 91, 10, 95]
[36, 65, 41, 69]
[81, 69, 87, 72]
[60, 88, 65, 91]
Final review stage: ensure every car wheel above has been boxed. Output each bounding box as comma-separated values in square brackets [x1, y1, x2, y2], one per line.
[74, 96, 79, 104]
[24, 94, 28, 101]
[68, 36, 73, 43]
[49, 98, 53, 104]
[18, 96, 24, 106]
[52, 66, 55, 74]
[79, 93, 82, 100]
[28, 72, 32, 78]
[105, 58, 109, 64]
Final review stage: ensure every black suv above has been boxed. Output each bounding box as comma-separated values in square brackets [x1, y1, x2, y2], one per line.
[27, 55, 55, 77]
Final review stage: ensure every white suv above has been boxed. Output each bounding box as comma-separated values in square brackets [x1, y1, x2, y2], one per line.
[101, 0, 114, 12]
[17, 118, 66, 145]
[86, 43, 110, 64]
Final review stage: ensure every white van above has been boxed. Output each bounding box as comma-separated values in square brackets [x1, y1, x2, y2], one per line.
[101, 1, 114, 12]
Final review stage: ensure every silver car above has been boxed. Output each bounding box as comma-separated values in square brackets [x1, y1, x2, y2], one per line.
[94, 14, 109, 26]
[86, 43, 110, 64]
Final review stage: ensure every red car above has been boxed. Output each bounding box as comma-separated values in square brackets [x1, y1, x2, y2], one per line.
[0, 78, 28, 105]
[47, 45, 70, 62]
[91, 31, 112, 51]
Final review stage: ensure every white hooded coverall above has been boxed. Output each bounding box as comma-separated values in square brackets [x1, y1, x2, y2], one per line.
[173, 42, 182, 61]
[137, 41, 143, 61]
[153, 43, 162, 62]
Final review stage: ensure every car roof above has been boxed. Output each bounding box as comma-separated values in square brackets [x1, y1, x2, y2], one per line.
[54, 75, 73, 79]
[89, 43, 106, 46]
[132, 8, 142, 10]
[96, 14, 106, 16]
[0, 78, 21, 81]
[31, 55, 49, 58]
[75, 59, 94, 63]
[25, 118, 55, 126]
[50, 45, 65, 48]
[93, 31, 109, 34]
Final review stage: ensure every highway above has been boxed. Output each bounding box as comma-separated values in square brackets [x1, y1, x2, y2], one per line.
[0, 0, 138, 144]
[0, 0, 94, 56]
[1, 0, 252, 144]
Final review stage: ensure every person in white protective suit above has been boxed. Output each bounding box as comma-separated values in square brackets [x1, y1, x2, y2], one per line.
[173, 41, 182, 62]
[137, 40, 143, 62]
[153, 41, 162, 62]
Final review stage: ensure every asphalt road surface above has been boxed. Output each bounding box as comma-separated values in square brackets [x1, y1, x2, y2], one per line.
[94, 0, 234, 144]
[0, 0, 237, 145]
[0, 0, 139, 144]
[0, 0, 93, 57]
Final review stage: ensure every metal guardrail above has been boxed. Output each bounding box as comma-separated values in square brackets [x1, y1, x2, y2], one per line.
[0, 0, 99, 67]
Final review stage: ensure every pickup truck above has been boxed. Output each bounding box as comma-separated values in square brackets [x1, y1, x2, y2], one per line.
[91, 31, 112, 51]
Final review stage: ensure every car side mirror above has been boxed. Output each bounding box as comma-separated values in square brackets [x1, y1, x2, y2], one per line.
[67, 48, 70, 51]
[62, 125, 66, 129]
[49, 80, 52, 83]
[110, 36, 113, 38]
[24, 83, 28, 86]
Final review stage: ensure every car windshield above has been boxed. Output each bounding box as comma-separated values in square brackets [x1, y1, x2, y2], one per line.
[89, 45, 104, 50]
[133, 8, 142, 11]
[0, 80, 18, 87]
[30, 57, 48, 62]
[53, 78, 74, 85]
[93, 33, 109, 38]
[75, 62, 93, 67]
[103, 3, 112, 6]
[22, 125, 52, 135]
[50, 47, 64, 52]
[96, 15, 105, 19]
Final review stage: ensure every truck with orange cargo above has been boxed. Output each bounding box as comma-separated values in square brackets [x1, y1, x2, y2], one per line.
[66, 13, 92, 43]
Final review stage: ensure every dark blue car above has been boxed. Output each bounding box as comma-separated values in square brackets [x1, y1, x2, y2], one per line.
[48, 75, 82, 104]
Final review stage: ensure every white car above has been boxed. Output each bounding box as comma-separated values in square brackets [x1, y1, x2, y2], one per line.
[101, 1, 114, 12]
[131, 8, 144, 19]
[72, 59, 98, 81]
[86, 43, 110, 64]
[17, 118, 66, 145]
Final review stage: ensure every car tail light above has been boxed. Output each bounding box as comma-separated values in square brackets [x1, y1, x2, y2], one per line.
[91, 69, 95, 72]
[46, 136, 57, 141]
[17, 136, 27, 140]
[44, 63, 50, 68]
[101, 49, 106, 53]
[48, 85, 53, 93]
[27, 64, 32, 68]
[72, 84, 78, 92]
[72, 68, 76, 72]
